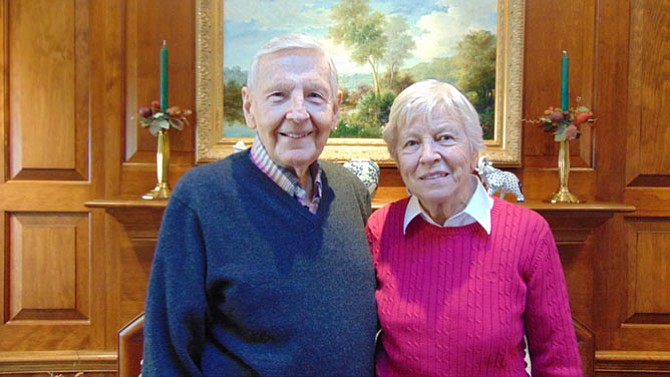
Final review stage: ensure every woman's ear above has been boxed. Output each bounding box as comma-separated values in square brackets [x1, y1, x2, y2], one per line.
[470, 150, 480, 172]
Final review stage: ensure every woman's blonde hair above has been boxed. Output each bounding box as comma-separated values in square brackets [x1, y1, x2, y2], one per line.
[383, 79, 484, 160]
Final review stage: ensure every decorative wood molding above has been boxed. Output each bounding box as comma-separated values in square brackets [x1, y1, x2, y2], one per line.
[0, 351, 116, 373]
[86, 197, 634, 246]
[85, 199, 170, 209]
[528, 201, 635, 245]
[596, 350, 670, 375]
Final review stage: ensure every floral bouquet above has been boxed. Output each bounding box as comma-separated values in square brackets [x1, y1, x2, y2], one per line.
[138, 100, 192, 136]
[537, 99, 593, 142]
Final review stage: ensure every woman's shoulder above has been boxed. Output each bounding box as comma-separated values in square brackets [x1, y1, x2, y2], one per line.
[491, 197, 551, 234]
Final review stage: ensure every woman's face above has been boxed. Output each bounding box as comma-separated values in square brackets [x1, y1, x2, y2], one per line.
[395, 105, 479, 211]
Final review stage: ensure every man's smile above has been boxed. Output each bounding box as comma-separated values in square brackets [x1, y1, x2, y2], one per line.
[279, 131, 313, 138]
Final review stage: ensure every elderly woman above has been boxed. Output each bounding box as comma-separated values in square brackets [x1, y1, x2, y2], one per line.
[366, 80, 583, 376]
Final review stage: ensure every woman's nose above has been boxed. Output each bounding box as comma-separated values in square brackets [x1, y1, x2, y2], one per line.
[286, 96, 310, 122]
[419, 141, 440, 163]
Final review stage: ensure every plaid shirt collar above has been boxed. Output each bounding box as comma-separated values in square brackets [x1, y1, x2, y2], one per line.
[250, 136, 323, 213]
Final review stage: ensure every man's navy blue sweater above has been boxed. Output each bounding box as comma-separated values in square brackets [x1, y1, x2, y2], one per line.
[142, 151, 377, 376]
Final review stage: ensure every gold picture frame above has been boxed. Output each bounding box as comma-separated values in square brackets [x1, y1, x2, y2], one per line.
[195, 0, 524, 167]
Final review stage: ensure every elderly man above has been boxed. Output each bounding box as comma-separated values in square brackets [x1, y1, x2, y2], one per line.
[142, 34, 377, 376]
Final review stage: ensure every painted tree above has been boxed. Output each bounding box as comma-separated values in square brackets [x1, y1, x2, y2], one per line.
[454, 30, 497, 111]
[223, 66, 246, 125]
[452, 30, 497, 138]
[381, 15, 415, 90]
[329, 0, 387, 96]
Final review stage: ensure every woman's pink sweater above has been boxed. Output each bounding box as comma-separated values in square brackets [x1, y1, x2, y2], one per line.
[366, 197, 582, 377]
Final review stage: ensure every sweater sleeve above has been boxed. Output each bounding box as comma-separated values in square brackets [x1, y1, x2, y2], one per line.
[142, 196, 208, 376]
[365, 206, 385, 270]
[524, 224, 583, 377]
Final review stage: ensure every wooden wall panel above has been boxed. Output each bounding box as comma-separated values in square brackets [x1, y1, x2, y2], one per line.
[627, 1, 670, 179]
[522, 0, 596, 170]
[13, 216, 76, 311]
[518, 0, 599, 203]
[620, 219, 670, 341]
[631, 225, 670, 315]
[9, 0, 75, 171]
[8, 0, 89, 181]
[7, 213, 89, 321]
[123, 0, 195, 162]
[119, 235, 155, 323]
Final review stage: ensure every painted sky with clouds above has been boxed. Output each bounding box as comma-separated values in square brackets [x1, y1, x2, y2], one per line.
[223, 0, 497, 74]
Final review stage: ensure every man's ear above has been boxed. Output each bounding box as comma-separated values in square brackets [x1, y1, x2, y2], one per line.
[331, 90, 343, 131]
[334, 90, 343, 114]
[242, 86, 256, 130]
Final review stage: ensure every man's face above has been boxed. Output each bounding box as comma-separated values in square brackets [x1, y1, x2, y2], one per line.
[242, 48, 340, 178]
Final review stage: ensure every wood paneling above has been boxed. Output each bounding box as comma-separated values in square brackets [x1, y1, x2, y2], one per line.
[123, 0, 194, 163]
[0, 0, 105, 372]
[594, 0, 670, 374]
[1, 0, 670, 374]
[8, 0, 89, 181]
[630, 223, 670, 315]
[8, 213, 89, 319]
[627, 0, 670, 181]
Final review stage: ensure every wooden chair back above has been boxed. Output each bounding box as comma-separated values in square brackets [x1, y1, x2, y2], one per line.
[118, 312, 145, 377]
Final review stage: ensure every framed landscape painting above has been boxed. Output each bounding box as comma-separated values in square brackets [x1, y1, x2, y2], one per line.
[196, 0, 524, 166]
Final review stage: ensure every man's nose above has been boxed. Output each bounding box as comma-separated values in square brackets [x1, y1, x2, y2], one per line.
[286, 95, 310, 122]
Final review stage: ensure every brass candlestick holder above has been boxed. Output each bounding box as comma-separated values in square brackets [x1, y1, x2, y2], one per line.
[138, 101, 191, 200]
[549, 139, 580, 204]
[142, 129, 171, 200]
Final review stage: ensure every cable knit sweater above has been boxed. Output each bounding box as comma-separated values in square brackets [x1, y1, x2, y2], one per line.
[366, 196, 582, 377]
[142, 152, 377, 376]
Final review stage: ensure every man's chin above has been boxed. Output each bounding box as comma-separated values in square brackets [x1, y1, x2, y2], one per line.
[276, 150, 321, 169]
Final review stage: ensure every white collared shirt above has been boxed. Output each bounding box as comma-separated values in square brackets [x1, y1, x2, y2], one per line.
[403, 175, 494, 235]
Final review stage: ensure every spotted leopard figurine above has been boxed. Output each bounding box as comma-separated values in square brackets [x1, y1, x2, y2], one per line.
[477, 156, 525, 202]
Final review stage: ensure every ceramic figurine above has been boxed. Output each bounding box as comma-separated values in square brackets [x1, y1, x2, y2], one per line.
[343, 158, 380, 197]
[477, 156, 525, 202]
[233, 140, 247, 153]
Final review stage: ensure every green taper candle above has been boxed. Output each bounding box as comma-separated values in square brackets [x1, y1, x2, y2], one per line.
[561, 50, 569, 111]
[160, 40, 168, 111]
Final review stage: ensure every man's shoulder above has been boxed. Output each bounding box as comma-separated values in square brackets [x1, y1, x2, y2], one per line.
[319, 160, 350, 176]
[320, 160, 367, 190]
[172, 153, 252, 196]
[182, 152, 248, 180]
